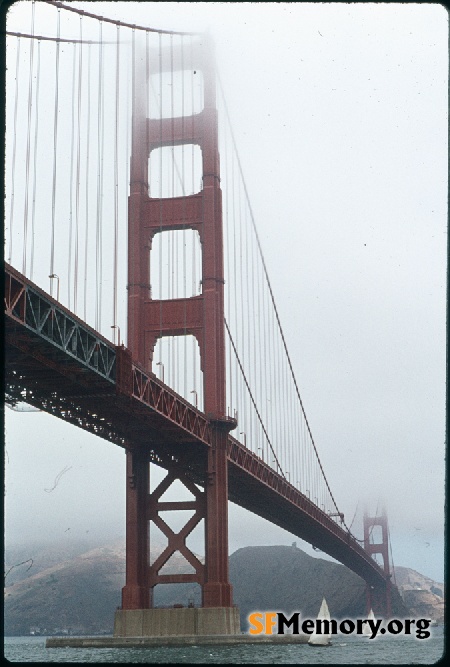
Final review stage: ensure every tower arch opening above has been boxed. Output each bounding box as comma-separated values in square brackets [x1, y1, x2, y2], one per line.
[148, 143, 203, 199]
[153, 333, 203, 410]
[150, 228, 202, 301]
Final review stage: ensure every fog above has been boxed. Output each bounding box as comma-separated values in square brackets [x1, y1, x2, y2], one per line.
[4, 2, 447, 583]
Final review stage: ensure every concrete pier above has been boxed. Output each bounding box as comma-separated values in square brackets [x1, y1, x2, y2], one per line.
[45, 633, 310, 648]
[45, 608, 311, 648]
[113, 607, 241, 637]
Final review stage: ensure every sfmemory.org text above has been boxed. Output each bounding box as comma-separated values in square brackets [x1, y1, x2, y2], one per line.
[248, 612, 432, 639]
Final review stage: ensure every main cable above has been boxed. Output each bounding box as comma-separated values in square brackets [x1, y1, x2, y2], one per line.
[218, 73, 343, 519]
[41, 1, 199, 36]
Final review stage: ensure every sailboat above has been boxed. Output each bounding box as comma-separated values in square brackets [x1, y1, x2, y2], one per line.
[308, 598, 332, 646]
[362, 609, 375, 638]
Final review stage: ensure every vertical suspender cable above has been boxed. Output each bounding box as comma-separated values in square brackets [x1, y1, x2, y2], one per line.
[281, 345, 287, 476]
[231, 141, 239, 435]
[169, 34, 175, 387]
[84, 41, 91, 322]
[129, 26, 136, 352]
[388, 525, 396, 583]
[191, 37, 198, 402]
[68, 40, 76, 308]
[286, 334, 292, 477]
[223, 98, 232, 414]
[257, 231, 263, 458]
[270, 301, 278, 464]
[95, 19, 104, 331]
[30, 39, 41, 280]
[158, 32, 163, 366]
[22, 0, 35, 276]
[181, 35, 188, 400]
[250, 201, 258, 453]
[244, 201, 251, 445]
[218, 82, 342, 513]
[74, 17, 83, 314]
[263, 272, 271, 462]
[125, 36, 131, 347]
[8, 35, 21, 264]
[113, 23, 120, 339]
[145, 29, 149, 307]
[50, 9, 61, 295]
[277, 309, 284, 470]
[238, 167, 246, 439]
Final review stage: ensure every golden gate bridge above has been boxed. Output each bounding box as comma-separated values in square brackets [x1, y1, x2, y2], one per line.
[4, 0, 395, 635]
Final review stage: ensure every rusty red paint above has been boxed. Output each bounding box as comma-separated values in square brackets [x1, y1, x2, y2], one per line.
[364, 511, 392, 616]
[123, 37, 235, 609]
[4, 263, 390, 595]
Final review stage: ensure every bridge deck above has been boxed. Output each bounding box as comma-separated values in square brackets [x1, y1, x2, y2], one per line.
[4, 263, 388, 588]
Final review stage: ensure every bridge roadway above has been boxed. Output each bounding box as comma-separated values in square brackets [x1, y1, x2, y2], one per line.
[5, 263, 389, 589]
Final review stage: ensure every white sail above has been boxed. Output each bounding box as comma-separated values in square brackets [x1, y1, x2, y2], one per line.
[308, 598, 331, 646]
[362, 609, 375, 637]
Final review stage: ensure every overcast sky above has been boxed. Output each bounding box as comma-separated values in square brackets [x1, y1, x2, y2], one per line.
[4, 2, 447, 584]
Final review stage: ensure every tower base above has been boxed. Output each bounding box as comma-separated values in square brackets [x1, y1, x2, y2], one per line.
[114, 608, 241, 637]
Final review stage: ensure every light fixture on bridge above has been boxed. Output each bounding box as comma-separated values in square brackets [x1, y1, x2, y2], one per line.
[239, 432, 246, 447]
[48, 273, 60, 301]
[111, 325, 121, 346]
[156, 361, 164, 383]
[190, 390, 198, 408]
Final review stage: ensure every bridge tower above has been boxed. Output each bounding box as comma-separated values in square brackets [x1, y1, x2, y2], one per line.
[117, 35, 239, 636]
[364, 510, 392, 617]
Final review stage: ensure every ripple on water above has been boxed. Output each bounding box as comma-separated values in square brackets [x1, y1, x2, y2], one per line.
[4, 630, 445, 664]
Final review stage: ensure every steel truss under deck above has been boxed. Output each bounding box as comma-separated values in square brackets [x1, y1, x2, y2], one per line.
[4, 263, 390, 591]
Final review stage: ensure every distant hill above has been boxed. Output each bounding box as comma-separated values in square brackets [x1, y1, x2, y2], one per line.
[393, 566, 444, 624]
[230, 545, 408, 630]
[4, 540, 441, 636]
[4, 540, 198, 636]
[4, 538, 106, 587]
[5, 542, 126, 636]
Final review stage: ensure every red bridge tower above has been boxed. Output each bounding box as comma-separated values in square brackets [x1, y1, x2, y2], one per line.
[116, 36, 239, 636]
[364, 509, 392, 617]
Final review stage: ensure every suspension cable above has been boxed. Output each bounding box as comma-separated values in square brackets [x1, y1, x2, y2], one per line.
[41, 0, 199, 36]
[218, 73, 343, 518]
[348, 502, 359, 532]
[6, 31, 104, 44]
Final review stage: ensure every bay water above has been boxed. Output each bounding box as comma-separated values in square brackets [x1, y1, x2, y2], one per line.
[4, 628, 445, 664]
